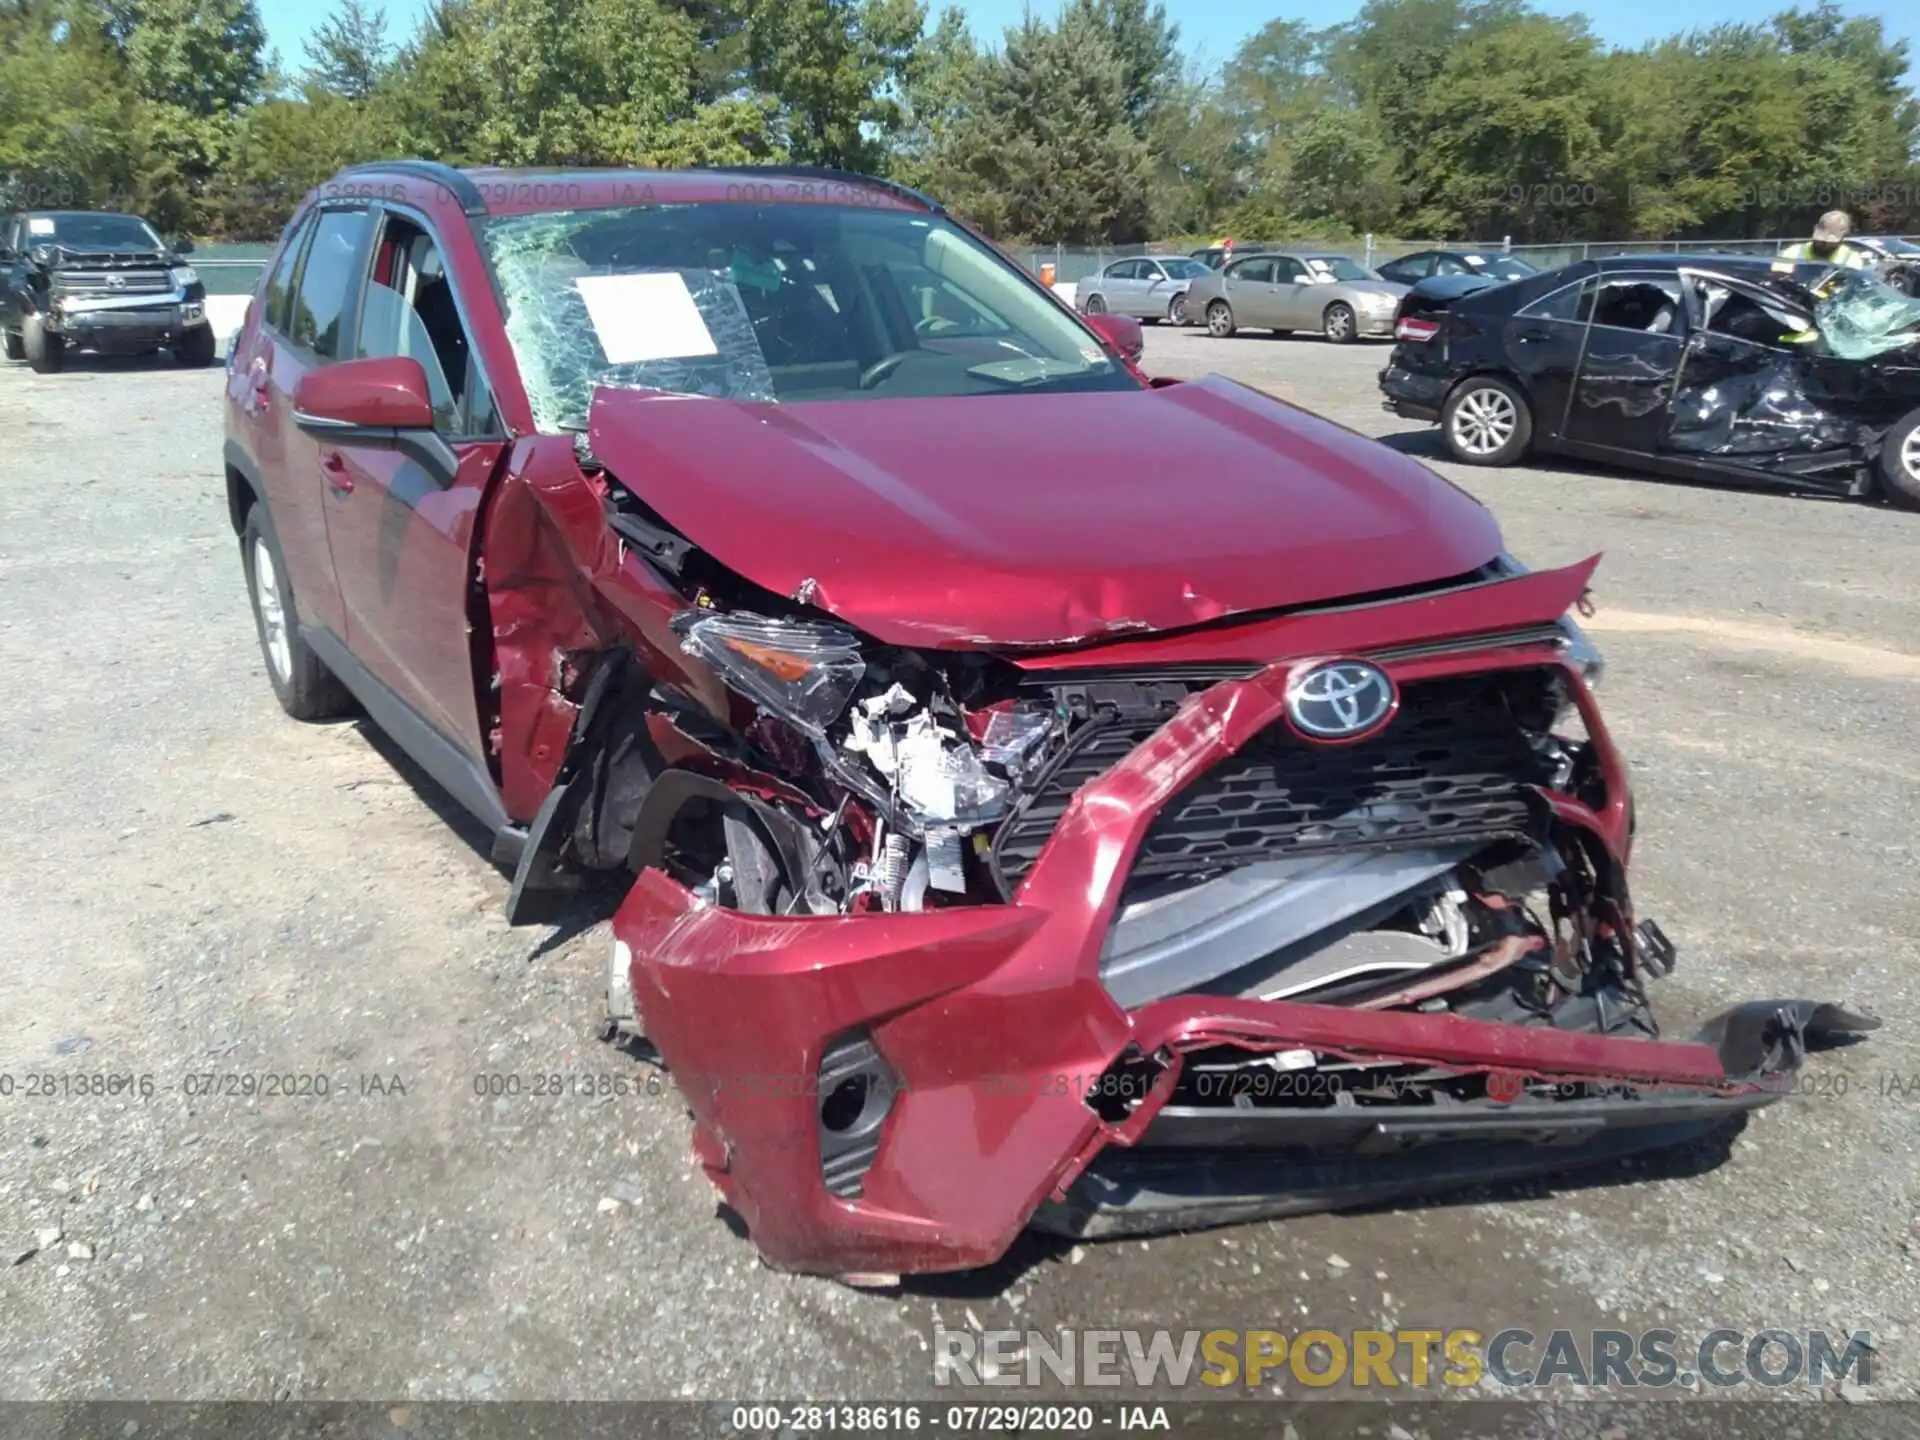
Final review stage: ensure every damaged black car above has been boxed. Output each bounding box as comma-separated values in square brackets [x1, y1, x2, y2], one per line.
[1380, 254, 1920, 508]
[0, 209, 215, 372]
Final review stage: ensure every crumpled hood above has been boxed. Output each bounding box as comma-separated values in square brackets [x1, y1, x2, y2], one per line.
[587, 375, 1501, 648]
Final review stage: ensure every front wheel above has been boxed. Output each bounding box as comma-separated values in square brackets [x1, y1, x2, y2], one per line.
[174, 324, 217, 367]
[23, 315, 63, 373]
[1322, 302, 1358, 344]
[1441, 376, 1532, 466]
[241, 506, 354, 720]
[1167, 292, 1188, 325]
[1206, 300, 1235, 338]
[1878, 410, 1920, 509]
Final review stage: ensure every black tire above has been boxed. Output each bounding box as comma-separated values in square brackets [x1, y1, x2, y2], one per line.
[1879, 409, 1920, 509]
[23, 315, 63, 373]
[1322, 301, 1358, 344]
[174, 324, 217, 367]
[1167, 292, 1188, 325]
[1, 328, 22, 361]
[1441, 375, 1533, 466]
[1206, 299, 1235, 338]
[1083, 292, 1107, 315]
[240, 504, 354, 720]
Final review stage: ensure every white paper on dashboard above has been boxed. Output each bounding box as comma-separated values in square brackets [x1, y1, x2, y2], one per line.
[575, 272, 718, 365]
[27, 217, 55, 235]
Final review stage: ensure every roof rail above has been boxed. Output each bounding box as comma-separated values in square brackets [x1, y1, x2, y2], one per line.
[695, 164, 944, 213]
[332, 159, 487, 216]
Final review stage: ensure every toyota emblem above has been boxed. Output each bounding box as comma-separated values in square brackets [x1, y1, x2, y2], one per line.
[1285, 660, 1397, 742]
[105, 273, 126, 289]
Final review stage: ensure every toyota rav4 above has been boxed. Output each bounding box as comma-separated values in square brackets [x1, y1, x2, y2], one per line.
[223, 161, 1872, 1279]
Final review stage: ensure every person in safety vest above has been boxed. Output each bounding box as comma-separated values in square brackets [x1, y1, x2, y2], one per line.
[1780, 211, 1873, 268]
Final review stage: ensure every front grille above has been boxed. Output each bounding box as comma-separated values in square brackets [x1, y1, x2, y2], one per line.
[53, 269, 172, 295]
[992, 669, 1556, 890]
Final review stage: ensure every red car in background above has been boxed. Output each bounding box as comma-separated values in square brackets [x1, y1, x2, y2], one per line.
[223, 162, 1871, 1280]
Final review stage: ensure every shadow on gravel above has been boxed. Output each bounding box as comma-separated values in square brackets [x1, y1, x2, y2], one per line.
[13, 350, 204, 375]
[876, 1121, 1751, 1297]
[354, 720, 499, 861]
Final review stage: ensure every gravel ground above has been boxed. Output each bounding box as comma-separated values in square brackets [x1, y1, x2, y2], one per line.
[1, 331, 1916, 1411]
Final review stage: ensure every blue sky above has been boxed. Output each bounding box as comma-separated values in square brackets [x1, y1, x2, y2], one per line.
[258, 0, 1917, 85]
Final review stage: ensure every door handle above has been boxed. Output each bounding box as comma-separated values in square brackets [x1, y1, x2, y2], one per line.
[321, 451, 353, 494]
[1515, 325, 1554, 342]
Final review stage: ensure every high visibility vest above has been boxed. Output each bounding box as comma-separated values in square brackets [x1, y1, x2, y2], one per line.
[1779, 239, 1872, 268]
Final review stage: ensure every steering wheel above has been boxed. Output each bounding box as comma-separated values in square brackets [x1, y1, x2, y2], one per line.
[858, 352, 913, 390]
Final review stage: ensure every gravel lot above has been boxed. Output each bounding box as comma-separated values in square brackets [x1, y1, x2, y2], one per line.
[2, 328, 1917, 1411]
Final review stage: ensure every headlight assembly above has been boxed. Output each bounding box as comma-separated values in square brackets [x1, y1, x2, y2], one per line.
[1557, 615, 1604, 688]
[676, 612, 866, 736]
[170, 265, 199, 288]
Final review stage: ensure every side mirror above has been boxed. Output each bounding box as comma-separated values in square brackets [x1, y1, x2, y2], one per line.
[170, 236, 195, 255]
[295, 355, 436, 431]
[1083, 311, 1144, 363]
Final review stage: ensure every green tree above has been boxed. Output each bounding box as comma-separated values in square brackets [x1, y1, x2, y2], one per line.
[924, 6, 1155, 241]
[744, 0, 925, 170]
[304, 0, 390, 100]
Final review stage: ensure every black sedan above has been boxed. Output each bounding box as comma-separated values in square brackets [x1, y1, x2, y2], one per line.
[1374, 249, 1538, 286]
[1378, 254, 1920, 508]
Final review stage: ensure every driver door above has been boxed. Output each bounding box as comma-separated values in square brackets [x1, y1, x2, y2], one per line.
[319, 206, 507, 754]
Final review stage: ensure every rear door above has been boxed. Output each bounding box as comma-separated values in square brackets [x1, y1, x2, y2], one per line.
[1502, 275, 1592, 441]
[1561, 272, 1687, 453]
[1223, 258, 1277, 326]
[242, 206, 367, 640]
[320, 205, 506, 754]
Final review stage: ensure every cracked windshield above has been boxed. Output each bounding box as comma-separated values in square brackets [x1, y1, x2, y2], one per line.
[482, 203, 1133, 430]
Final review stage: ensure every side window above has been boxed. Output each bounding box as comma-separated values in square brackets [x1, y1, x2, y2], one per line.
[1520, 280, 1589, 323]
[1686, 274, 1807, 349]
[1588, 277, 1683, 334]
[262, 213, 314, 336]
[1273, 257, 1307, 283]
[290, 207, 371, 359]
[355, 213, 497, 436]
[1104, 260, 1131, 280]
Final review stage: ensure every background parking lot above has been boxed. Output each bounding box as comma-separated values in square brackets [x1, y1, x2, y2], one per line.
[2, 330, 1917, 1401]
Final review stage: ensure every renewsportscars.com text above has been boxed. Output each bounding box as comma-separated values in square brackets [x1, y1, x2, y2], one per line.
[933, 1327, 1874, 1390]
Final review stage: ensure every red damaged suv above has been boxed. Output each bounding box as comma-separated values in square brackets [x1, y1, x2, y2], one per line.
[225, 162, 1869, 1280]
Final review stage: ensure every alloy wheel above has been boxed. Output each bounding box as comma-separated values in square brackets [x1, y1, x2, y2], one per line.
[1903, 426, 1920, 482]
[1325, 305, 1355, 342]
[1451, 387, 1518, 457]
[252, 536, 292, 682]
[1169, 293, 1187, 325]
[1207, 302, 1233, 337]
[1084, 294, 1106, 314]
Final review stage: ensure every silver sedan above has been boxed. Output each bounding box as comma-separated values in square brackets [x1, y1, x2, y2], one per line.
[1185, 252, 1408, 343]
[1075, 255, 1213, 325]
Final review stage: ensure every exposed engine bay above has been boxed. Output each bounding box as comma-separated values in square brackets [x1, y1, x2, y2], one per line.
[474, 389, 1876, 1281]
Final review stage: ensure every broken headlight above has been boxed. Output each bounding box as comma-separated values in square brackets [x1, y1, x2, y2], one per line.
[1557, 615, 1604, 689]
[677, 612, 866, 737]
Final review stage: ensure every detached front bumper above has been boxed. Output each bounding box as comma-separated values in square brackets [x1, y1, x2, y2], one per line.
[614, 563, 1873, 1277]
